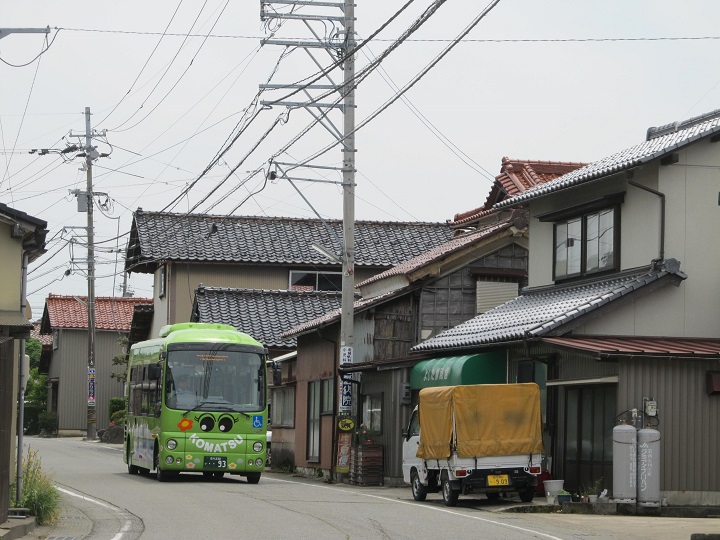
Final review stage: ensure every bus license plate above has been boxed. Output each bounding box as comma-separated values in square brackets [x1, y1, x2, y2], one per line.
[204, 456, 227, 469]
[487, 474, 509, 486]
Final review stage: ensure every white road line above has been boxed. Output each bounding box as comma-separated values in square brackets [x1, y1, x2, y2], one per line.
[266, 477, 564, 540]
[56, 486, 134, 540]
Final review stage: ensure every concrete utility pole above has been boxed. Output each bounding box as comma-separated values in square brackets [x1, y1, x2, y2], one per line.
[69, 107, 102, 441]
[259, 0, 357, 476]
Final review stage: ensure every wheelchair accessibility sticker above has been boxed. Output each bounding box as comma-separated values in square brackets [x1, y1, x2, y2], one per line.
[252, 415, 263, 429]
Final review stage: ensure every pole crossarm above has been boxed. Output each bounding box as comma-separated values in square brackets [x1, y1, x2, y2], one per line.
[0, 26, 50, 40]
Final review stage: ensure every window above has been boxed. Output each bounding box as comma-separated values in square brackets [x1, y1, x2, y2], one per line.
[307, 381, 321, 462]
[362, 393, 382, 434]
[554, 208, 617, 280]
[321, 378, 333, 414]
[271, 386, 295, 427]
[290, 270, 342, 291]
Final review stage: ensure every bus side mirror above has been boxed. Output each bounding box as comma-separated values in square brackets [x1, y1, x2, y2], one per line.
[148, 363, 162, 381]
[272, 362, 282, 386]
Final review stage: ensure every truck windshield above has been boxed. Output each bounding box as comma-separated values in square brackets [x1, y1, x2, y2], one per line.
[165, 345, 265, 412]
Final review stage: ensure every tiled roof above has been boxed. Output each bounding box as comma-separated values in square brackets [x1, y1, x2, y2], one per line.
[31, 322, 52, 346]
[451, 158, 586, 229]
[125, 210, 454, 273]
[40, 295, 153, 333]
[282, 290, 399, 339]
[358, 210, 527, 287]
[411, 260, 687, 352]
[495, 109, 720, 210]
[541, 336, 720, 358]
[192, 286, 345, 349]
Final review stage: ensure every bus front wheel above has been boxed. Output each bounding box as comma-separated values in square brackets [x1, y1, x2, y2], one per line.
[127, 449, 140, 475]
[155, 454, 170, 482]
[246, 472, 261, 484]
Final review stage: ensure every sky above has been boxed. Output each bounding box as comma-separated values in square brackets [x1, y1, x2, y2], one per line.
[2, 0, 720, 318]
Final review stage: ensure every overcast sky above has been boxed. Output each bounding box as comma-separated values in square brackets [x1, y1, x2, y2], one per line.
[3, 0, 720, 317]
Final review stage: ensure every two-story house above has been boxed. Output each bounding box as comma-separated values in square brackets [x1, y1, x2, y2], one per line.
[413, 109, 720, 506]
[40, 294, 152, 434]
[124, 210, 454, 341]
[0, 203, 47, 523]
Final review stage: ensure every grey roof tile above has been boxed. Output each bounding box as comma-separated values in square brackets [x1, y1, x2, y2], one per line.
[495, 109, 720, 210]
[191, 286, 344, 349]
[126, 210, 454, 273]
[411, 260, 687, 352]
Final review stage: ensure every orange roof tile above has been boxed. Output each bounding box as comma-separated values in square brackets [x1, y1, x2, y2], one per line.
[41, 294, 152, 332]
[452, 157, 587, 229]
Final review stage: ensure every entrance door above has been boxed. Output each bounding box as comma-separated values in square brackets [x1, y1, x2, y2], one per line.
[563, 384, 615, 494]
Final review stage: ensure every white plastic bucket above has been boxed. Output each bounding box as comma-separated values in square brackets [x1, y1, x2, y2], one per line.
[544, 479, 564, 496]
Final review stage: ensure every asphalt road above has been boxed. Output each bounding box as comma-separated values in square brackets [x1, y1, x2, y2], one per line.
[16, 436, 720, 539]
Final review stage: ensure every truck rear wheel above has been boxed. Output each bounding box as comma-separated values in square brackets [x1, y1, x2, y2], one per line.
[411, 470, 427, 501]
[519, 488, 535, 503]
[441, 474, 459, 507]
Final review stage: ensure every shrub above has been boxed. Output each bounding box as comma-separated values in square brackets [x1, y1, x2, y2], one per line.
[11, 448, 61, 525]
[38, 412, 58, 435]
[108, 397, 125, 418]
[110, 409, 126, 426]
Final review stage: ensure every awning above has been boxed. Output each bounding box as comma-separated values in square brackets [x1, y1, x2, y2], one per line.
[410, 351, 506, 389]
[0, 310, 32, 340]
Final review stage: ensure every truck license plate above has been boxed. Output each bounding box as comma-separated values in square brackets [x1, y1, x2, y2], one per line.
[487, 474, 509, 486]
[204, 456, 227, 469]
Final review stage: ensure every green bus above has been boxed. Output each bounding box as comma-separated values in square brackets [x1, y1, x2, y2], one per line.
[123, 322, 271, 483]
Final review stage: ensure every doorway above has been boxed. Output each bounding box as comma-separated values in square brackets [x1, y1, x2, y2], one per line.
[563, 384, 615, 494]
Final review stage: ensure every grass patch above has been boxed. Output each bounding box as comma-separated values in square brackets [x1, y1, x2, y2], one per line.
[11, 447, 61, 525]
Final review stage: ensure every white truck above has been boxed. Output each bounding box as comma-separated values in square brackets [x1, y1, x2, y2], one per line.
[402, 383, 544, 506]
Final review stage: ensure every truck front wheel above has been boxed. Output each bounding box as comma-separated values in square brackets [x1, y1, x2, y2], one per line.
[441, 474, 459, 507]
[411, 470, 427, 501]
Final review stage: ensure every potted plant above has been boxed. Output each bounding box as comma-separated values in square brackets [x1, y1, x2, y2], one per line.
[582, 478, 603, 503]
[556, 489, 572, 505]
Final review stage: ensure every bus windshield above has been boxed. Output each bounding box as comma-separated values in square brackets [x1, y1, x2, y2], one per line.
[165, 344, 265, 412]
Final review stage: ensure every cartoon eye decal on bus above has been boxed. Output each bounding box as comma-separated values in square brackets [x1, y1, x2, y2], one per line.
[197, 414, 215, 432]
[218, 415, 235, 433]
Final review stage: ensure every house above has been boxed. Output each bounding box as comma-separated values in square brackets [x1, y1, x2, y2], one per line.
[40, 294, 152, 434]
[412, 108, 720, 505]
[0, 203, 47, 523]
[124, 210, 454, 341]
[281, 159, 584, 483]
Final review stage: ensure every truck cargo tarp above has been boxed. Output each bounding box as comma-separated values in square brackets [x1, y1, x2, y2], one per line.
[417, 383, 543, 460]
[409, 352, 506, 389]
[416, 386, 454, 459]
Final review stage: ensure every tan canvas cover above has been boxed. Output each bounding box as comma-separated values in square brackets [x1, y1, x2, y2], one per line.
[454, 383, 543, 458]
[416, 386, 454, 459]
[417, 383, 543, 460]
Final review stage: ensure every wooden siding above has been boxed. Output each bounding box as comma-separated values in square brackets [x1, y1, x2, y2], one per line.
[51, 329, 127, 432]
[618, 357, 720, 494]
[372, 295, 415, 360]
[419, 267, 477, 340]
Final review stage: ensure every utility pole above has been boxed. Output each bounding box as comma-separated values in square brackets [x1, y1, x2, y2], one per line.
[69, 107, 102, 441]
[260, 0, 357, 477]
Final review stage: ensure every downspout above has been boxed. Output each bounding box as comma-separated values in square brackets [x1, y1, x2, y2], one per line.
[16, 252, 29, 505]
[628, 179, 665, 264]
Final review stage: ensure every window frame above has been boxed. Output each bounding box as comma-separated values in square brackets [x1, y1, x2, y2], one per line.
[361, 393, 383, 435]
[270, 386, 295, 428]
[289, 270, 342, 292]
[307, 380, 321, 462]
[553, 205, 620, 282]
[321, 378, 334, 415]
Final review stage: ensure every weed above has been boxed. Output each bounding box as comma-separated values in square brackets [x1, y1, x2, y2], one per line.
[11, 448, 61, 525]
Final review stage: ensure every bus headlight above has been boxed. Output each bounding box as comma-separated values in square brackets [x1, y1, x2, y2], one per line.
[253, 442, 263, 452]
[166, 439, 177, 450]
[255, 458, 264, 466]
[166, 456, 174, 465]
